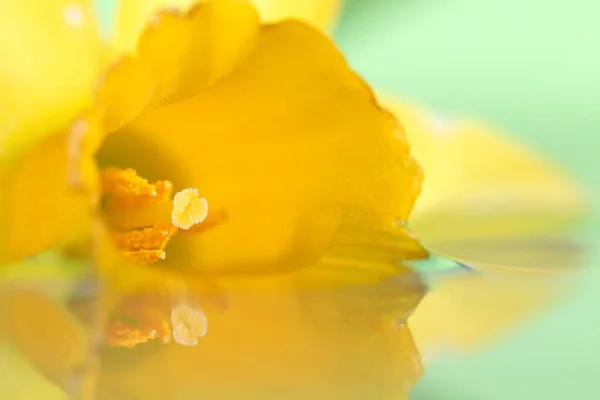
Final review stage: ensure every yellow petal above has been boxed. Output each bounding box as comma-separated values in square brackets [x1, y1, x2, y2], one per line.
[114, 0, 341, 53]
[0, 0, 107, 162]
[0, 133, 91, 263]
[380, 95, 589, 250]
[380, 95, 589, 358]
[93, 20, 424, 274]
[94, 1, 260, 135]
[251, 0, 342, 29]
[0, 1, 108, 262]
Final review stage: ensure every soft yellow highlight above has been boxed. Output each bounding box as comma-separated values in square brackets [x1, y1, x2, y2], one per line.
[0, 0, 107, 161]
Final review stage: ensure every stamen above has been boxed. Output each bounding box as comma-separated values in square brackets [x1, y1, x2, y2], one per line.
[101, 167, 173, 208]
[111, 225, 177, 264]
[171, 304, 207, 346]
[112, 225, 176, 252]
[100, 168, 212, 264]
[171, 188, 209, 230]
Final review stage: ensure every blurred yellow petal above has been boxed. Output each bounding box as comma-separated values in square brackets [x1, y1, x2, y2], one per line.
[114, 0, 342, 54]
[0, 0, 108, 161]
[380, 95, 589, 359]
[0, 133, 91, 263]
[380, 96, 589, 252]
[0, 1, 109, 263]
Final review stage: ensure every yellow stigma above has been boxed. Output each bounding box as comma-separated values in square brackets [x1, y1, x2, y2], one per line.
[171, 188, 209, 230]
[171, 304, 208, 346]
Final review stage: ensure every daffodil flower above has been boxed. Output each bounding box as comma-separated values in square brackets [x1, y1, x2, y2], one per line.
[0, 0, 429, 398]
[1, 0, 426, 270]
[0, 0, 590, 398]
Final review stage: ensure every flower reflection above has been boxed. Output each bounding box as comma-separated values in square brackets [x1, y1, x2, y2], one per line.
[3, 260, 425, 399]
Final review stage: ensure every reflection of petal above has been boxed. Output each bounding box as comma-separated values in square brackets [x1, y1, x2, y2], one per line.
[0, 341, 64, 399]
[1, 290, 88, 390]
[98, 269, 424, 399]
[1, 239, 427, 398]
[410, 266, 577, 363]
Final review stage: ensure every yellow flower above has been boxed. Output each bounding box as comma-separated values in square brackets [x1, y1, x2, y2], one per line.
[0, 1, 427, 398]
[0, 0, 589, 397]
[0, 0, 426, 272]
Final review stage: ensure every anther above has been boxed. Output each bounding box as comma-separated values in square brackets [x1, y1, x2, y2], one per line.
[171, 188, 208, 230]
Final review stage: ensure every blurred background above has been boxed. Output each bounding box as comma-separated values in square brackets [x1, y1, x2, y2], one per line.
[93, 0, 600, 398]
[332, 0, 599, 399]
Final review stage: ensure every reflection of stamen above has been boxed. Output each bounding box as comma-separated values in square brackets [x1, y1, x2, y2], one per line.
[105, 307, 171, 348]
[171, 304, 207, 346]
[171, 188, 208, 230]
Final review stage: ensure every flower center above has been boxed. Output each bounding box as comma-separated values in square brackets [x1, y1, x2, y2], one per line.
[100, 167, 209, 264]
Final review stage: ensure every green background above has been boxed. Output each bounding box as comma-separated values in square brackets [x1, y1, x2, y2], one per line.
[334, 1, 600, 399]
[97, 1, 600, 398]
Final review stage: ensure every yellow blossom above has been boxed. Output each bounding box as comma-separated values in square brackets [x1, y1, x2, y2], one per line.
[0, 0, 426, 272]
[0, 1, 428, 398]
[0, 0, 591, 398]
